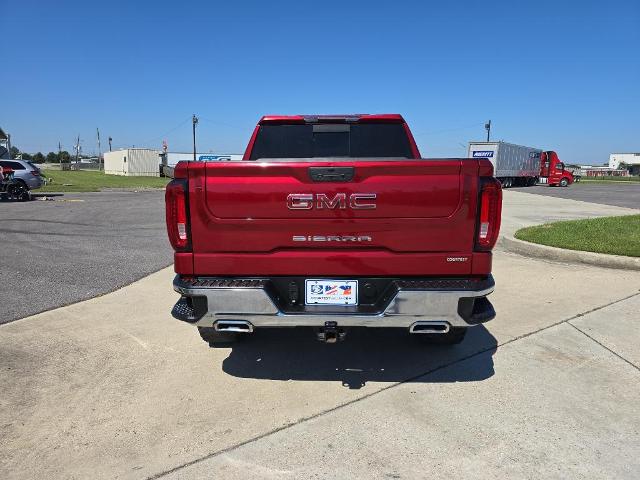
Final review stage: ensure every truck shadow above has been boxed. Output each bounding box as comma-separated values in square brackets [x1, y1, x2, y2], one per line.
[220, 326, 497, 389]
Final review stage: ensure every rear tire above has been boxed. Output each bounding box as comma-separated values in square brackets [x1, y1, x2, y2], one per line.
[197, 327, 240, 347]
[7, 181, 30, 201]
[416, 327, 467, 345]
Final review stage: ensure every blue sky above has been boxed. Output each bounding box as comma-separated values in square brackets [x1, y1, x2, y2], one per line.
[2, 0, 638, 164]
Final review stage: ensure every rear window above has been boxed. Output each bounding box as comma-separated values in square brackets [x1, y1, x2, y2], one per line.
[0, 161, 25, 170]
[249, 123, 415, 160]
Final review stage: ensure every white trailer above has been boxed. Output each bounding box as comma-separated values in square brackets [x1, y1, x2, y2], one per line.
[468, 141, 542, 188]
[104, 148, 161, 177]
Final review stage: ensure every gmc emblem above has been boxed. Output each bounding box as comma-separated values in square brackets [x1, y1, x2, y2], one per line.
[287, 193, 377, 210]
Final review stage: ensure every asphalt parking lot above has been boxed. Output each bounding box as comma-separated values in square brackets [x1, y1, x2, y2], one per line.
[0, 191, 171, 324]
[510, 182, 640, 209]
[3, 184, 636, 327]
[1, 190, 639, 480]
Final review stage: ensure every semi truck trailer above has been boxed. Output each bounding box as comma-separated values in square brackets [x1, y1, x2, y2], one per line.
[468, 142, 575, 187]
[468, 141, 541, 188]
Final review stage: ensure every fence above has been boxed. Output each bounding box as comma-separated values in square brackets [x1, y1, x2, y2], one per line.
[38, 162, 102, 171]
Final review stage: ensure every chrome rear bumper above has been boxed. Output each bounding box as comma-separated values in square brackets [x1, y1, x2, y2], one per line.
[172, 275, 495, 329]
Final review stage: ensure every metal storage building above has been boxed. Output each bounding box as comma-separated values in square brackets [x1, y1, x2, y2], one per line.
[104, 148, 161, 176]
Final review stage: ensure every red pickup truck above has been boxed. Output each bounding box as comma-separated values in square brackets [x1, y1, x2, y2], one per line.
[166, 114, 502, 346]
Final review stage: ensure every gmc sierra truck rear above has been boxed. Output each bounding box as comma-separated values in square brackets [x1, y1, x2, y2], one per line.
[166, 114, 502, 346]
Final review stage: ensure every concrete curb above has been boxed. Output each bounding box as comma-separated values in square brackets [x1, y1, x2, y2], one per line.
[501, 235, 640, 271]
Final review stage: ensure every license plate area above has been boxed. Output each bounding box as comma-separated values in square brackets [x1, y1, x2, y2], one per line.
[305, 279, 358, 306]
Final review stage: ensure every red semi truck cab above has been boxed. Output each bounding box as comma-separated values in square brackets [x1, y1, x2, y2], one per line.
[166, 114, 502, 346]
[539, 151, 574, 187]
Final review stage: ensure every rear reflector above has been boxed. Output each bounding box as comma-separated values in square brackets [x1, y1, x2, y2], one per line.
[166, 179, 191, 251]
[476, 178, 502, 251]
[177, 222, 187, 240]
[479, 221, 489, 239]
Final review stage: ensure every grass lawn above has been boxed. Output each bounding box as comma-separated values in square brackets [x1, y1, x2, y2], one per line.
[578, 177, 640, 184]
[41, 170, 170, 192]
[515, 215, 640, 257]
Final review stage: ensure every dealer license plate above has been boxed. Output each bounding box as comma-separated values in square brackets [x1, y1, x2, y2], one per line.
[305, 279, 358, 306]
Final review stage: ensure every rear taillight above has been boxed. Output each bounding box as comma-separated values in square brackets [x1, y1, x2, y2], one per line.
[30, 170, 40, 176]
[476, 178, 502, 251]
[165, 179, 190, 251]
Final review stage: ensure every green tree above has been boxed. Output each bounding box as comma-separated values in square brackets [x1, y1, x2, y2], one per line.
[10, 146, 20, 158]
[32, 152, 45, 163]
[21, 152, 33, 160]
[59, 151, 71, 163]
[46, 152, 58, 163]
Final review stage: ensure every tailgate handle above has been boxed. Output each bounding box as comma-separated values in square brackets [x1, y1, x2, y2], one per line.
[308, 167, 354, 182]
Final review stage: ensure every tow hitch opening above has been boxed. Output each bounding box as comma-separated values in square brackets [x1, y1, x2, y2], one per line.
[317, 321, 347, 343]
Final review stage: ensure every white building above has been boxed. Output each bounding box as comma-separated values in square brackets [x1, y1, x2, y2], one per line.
[104, 148, 161, 176]
[609, 153, 640, 174]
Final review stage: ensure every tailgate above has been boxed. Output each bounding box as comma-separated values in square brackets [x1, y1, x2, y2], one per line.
[187, 159, 482, 275]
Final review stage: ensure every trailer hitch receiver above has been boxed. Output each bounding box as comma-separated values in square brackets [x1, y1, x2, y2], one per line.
[317, 321, 346, 343]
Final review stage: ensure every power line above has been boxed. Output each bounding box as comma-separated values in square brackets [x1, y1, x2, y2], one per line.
[197, 117, 253, 131]
[412, 122, 485, 139]
[141, 116, 193, 147]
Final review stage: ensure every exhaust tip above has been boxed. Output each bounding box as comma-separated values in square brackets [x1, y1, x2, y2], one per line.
[409, 321, 451, 334]
[214, 320, 254, 333]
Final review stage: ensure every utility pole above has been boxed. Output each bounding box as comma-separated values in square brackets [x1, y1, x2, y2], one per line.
[485, 120, 491, 142]
[192, 114, 199, 162]
[74, 135, 81, 164]
[96, 128, 102, 170]
[58, 141, 62, 164]
[108, 136, 112, 152]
